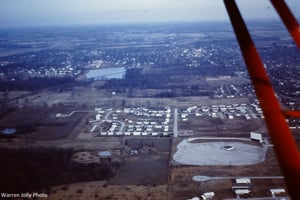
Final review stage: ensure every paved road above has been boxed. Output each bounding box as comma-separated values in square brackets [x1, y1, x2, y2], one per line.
[117, 121, 125, 135]
[56, 110, 93, 118]
[104, 110, 113, 120]
[173, 108, 178, 138]
[67, 110, 92, 117]
[192, 175, 284, 182]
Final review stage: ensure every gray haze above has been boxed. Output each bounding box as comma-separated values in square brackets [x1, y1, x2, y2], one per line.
[0, 0, 299, 27]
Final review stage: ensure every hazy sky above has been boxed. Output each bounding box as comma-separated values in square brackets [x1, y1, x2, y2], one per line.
[0, 0, 299, 27]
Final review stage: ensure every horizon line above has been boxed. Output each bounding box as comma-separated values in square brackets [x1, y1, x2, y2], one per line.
[0, 18, 286, 30]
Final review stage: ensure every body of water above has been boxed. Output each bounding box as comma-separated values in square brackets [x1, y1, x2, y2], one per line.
[1, 128, 17, 135]
[86, 67, 126, 80]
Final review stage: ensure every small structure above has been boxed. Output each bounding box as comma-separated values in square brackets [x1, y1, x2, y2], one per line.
[250, 132, 263, 143]
[201, 192, 215, 200]
[133, 132, 141, 136]
[98, 151, 111, 158]
[130, 149, 138, 155]
[151, 132, 158, 136]
[270, 188, 286, 198]
[101, 132, 107, 136]
[228, 114, 234, 119]
[222, 145, 235, 151]
[56, 113, 69, 118]
[95, 114, 101, 120]
[187, 197, 200, 200]
[234, 189, 251, 198]
[232, 186, 251, 198]
[235, 178, 251, 184]
[98, 151, 112, 165]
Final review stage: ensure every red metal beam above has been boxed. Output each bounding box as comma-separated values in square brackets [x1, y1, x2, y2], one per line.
[283, 110, 300, 118]
[270, 0, 300, 49]
[223, 0, 300, 199]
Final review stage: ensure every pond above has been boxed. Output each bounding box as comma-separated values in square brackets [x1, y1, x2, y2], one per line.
[86, 67, 126, 80]
[1, 128, 17, 135]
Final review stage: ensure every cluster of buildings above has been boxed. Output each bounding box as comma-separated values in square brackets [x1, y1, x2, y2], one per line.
[180, 102, 263, 122]
[213, 83, 255, 99]
[16, 65, 81, 79]
[231, 178, 287, 199]
[190, 176, 288, 200]
[91, 107, 173, 137]
[0, 63, 82, 80]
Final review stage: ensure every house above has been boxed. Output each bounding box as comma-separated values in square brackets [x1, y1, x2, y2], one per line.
[195, 112, 202, 117]
[228, 114, 234, 119]
[270, 188, 286, 197]
[151, 132, 158, 136]
[234, 189, 251, 198]
[142, 132, 148, 136]
[133, 132, 141, 136]
[101, 132, 107, 136]
[95, 114, 102, 120]
[235, 178, 251, 184]
[250, 132, 263, 143]
[130, 149, 138, 155]
[108, 132, 114, 136]
[200, 192, 215, 200]
[98, 151, 111, 158]
[232, 186, 251, 198]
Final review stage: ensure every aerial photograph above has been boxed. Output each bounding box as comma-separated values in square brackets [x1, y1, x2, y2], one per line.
[0, 0, 300, 199]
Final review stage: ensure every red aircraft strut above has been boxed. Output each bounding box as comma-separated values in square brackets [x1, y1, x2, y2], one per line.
[223, 0, 300, 199]
[270, 0, 300, 48]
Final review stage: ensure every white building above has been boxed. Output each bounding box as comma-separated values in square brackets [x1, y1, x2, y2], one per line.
[250, 132, 263, 143]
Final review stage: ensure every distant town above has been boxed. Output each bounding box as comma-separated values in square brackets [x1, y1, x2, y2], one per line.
[0, 21, 299, 199]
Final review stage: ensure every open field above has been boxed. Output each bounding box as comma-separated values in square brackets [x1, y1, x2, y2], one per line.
[1, 86, 252, 108]
[0, 107, 86, 140]
[179, 116, 265, 137]
[47, 181, 168, 200]
[109, 153, 169, 185]
[109, 138, 171, 185]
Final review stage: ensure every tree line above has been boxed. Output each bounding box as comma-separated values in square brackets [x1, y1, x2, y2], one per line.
[0, 147, 119, 193]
